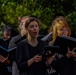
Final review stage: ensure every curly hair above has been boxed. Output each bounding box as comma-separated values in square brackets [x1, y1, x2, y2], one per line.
[49, 16, 71, 42]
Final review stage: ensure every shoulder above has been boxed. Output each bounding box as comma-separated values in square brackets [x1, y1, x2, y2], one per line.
[17, 39, 27, 46]
[12, 35, 21, 40]
[10, 35, 21, 42]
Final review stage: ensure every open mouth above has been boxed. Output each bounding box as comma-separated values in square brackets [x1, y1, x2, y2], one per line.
[33, 32, 38, 35]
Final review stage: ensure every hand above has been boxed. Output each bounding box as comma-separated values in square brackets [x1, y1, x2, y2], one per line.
[72, 47, 76, 57]
[0, 54, 10, 64]
[28, 55, 42, 66]
[46, 53, 56, 66]
[45, 50, 52, 57]
[33, 55, 42, 63]
[66, 47, 73, 58]
[72, 52, 76, 57]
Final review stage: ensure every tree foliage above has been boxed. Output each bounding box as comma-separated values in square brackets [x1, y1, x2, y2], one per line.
[0, 0, 76, 36]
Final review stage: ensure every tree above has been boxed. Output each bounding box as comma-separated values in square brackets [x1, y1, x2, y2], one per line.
[0, 0, 76, 37]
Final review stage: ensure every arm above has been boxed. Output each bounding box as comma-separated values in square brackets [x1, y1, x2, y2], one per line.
[16, 42, 28, 71]
[16, 42, 42, 71]
[8, 37, 16, 49]
[0, 54, 10, 65]
[28, 55, 42, 66]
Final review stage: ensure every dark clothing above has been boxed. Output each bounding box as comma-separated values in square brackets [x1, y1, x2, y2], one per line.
[0, 38, 11, 75]
[0, 38, 11, 49]
[0, 64, 9, 75]
[49, 41, 76, 75]
[8, 34, 22, 61]
[16, 39, 48, 75]
[8, 34, 22, 75]
[9, 34, 22, 49]
[51, 57, 76, 75]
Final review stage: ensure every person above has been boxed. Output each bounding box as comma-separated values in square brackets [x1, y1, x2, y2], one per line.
[8, 16, 30, 75]
[0, 25, 11, 75]
[2, 25, 11, 47]
[16, 17, 56, 75]
[8, 16, 29, 48]
[0, 54, 10, 75]
[48, 16, 76, 75]
[49, 16, 71, 44]
[2, 25, 11, 41]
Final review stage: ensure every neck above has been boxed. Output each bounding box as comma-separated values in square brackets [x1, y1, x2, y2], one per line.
[27, 36, 38, 47]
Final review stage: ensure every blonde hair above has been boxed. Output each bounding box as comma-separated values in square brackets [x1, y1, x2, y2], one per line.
[49, 16, 71, 42]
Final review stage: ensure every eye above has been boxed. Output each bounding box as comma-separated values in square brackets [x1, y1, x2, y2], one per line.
[35, 24, 39, 27]
[29, 25, 34, 28]
[29, 24, 39, 28]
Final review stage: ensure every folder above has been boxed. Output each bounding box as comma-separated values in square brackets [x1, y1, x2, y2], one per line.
[53, 36, 76, 55]
[0, 46, 16, 57]
[39, 46, 60, 58]
[41, 32, 53, 42]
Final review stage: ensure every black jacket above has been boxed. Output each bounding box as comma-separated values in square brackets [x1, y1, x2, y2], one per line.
[16, 39, 48, 75]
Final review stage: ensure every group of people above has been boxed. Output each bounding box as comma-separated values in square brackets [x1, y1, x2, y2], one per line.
[0, 15, 76, 75]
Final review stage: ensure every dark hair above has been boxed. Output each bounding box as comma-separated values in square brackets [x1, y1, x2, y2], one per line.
[2, 25, 11, 33]
[25, 17, 40, 28]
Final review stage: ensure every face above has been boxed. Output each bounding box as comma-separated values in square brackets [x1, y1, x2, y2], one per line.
[27, 21, 39, 38]
[3, 31, 11, 39]
[57, 26, 69, 36]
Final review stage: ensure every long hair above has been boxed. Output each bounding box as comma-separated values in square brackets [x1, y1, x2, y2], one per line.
[49, 16, 71, 42]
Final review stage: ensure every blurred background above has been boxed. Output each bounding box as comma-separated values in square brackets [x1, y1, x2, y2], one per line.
[0, 0, 76, 37]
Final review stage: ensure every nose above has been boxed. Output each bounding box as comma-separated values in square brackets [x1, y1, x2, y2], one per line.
[33, 26, 37, 30]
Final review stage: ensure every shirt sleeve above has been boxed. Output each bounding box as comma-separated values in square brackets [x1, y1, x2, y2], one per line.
[16, 42, 30, 71]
